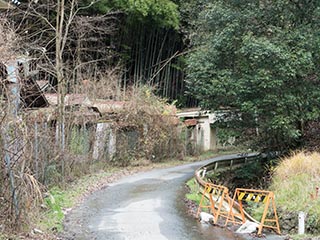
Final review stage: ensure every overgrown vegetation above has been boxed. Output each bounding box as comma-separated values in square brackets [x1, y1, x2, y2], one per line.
[1, 0, 320, 238]
[0, 19, 45, 233]
[185, 178, 202, 205]
[0, 6, 195, 234]
[39, 171, 113, 233]
[270, 151, 320, 234]
[0, 85, 188, 235]
[185, 0, 320, 151]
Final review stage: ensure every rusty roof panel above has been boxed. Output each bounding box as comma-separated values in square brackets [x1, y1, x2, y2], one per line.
[85, 99, 126, 114]
[184, 119, 197, 127]
[44, 94, 88, 106]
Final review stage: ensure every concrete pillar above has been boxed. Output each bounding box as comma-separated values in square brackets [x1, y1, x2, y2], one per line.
[196, 123, 204, 151]
[93, 122, 109, 160]
[201, 117, 212, 151]
[210, 126, 217, 150]
[195, 118, 217, 152]
[108, 127, 116, 160]
[7, 60, 20, 116]
[93, 122, 117, 160]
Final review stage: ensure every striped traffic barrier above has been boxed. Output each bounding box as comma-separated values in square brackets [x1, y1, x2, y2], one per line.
[225, 188, 281, 235]
[196, 182, 231, 224]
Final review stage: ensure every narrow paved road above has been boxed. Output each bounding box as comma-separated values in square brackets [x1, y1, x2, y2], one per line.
[63, 155, 245, 240]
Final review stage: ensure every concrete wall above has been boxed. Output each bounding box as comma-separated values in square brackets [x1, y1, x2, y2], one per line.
[92, 122, 116, 160]
[197, 117, 217, 151]
[177, 110, 218, 152]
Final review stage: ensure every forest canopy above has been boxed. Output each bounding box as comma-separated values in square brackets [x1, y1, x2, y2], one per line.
[185, 0, 320, 150]
[81, 0, 179, 29]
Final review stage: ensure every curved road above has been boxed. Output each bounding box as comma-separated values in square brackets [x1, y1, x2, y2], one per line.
[64, 155, 245, 240]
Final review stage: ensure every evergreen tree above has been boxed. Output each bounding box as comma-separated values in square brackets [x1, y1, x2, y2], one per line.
[186, 0, 320, 150]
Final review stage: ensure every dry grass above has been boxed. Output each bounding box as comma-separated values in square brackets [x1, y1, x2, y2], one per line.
[274, 151, 320, 179]
[271, 151, 320, 214]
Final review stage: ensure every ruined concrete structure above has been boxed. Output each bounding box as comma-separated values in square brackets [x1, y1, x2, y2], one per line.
[177, 108, 218, 152]
[0, 58, 178, 162]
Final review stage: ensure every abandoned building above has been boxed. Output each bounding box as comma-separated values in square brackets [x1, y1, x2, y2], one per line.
[177, 108, 218, 152]
[0, 58, 181, 165]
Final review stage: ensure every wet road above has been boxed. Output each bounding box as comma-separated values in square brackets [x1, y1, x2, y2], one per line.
[63, 155, 246, 240]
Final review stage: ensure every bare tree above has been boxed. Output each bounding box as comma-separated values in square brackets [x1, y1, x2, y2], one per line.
[7, 1, 120, 151]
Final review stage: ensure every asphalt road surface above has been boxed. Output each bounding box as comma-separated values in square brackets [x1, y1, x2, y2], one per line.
[63, 155, 277, 240]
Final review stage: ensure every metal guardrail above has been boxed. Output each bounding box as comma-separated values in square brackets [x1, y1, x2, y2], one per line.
[195, 152, 261, 185]
[195, 152, 262, 223]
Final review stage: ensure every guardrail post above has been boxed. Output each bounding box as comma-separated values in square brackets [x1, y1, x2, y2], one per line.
[202, 167, 207, 178]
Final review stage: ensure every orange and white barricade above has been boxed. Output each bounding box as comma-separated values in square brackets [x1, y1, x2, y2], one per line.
[226, 188, 281, 235]
[197, 183, 231, 224]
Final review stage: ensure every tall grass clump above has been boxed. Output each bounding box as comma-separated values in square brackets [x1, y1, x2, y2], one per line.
[270, 151, 320, 232]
